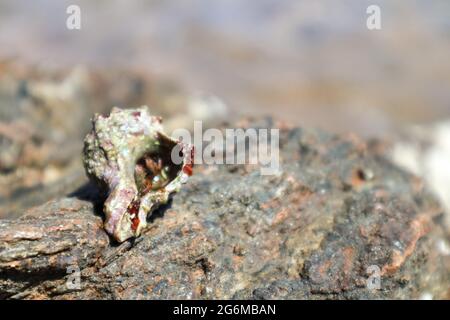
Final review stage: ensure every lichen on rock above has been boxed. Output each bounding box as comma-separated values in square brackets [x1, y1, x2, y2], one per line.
[83, 106, 193, 242]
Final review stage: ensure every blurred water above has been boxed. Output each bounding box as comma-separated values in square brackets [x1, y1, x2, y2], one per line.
[1, 0, 449, 136]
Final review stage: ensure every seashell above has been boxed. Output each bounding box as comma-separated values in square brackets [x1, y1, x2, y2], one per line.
[83, 106, 193, 242]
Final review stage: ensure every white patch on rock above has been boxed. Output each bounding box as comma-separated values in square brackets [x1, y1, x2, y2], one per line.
[390, 120, 450, 231]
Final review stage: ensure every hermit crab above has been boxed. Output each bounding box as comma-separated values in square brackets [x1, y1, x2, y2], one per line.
[83, 106, 193, 242]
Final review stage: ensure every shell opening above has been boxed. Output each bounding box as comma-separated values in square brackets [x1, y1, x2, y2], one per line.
[134, 138, 183, 196]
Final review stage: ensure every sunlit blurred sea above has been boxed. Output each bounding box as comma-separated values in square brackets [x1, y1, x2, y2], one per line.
[1, 0, 449, 136]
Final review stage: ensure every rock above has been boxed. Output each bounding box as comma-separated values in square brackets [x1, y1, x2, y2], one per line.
[0, 122, 449, 299]
[0, 197, 109, 299]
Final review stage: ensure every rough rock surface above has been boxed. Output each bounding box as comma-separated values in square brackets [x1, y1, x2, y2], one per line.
[0, 121, 449, 299]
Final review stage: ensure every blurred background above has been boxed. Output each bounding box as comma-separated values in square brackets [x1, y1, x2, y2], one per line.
[1, 0, 450, 134]
[0, 0, 450, 224]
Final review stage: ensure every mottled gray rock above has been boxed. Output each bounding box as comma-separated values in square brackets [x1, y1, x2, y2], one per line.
[0, 122, 449, 299]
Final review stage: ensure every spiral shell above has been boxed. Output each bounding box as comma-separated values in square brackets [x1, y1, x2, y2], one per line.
[83, 106, 193, 242]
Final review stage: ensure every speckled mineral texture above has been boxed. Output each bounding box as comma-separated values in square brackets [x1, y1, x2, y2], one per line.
[0, 120, 449, 299]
